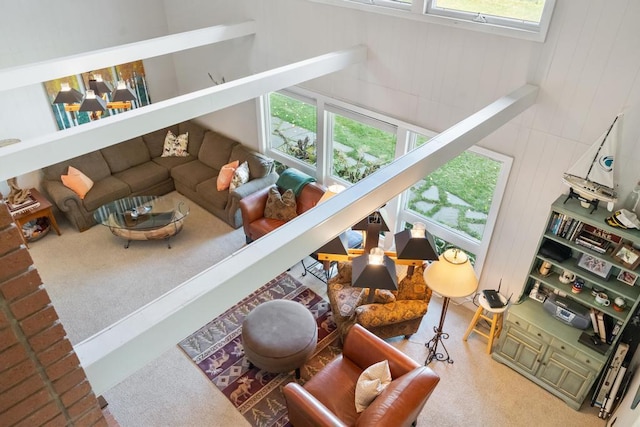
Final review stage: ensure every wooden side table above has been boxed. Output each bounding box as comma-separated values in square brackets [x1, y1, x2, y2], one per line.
[10, 188, 61, 247]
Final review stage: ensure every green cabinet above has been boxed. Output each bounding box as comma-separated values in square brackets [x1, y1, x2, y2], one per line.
[493, 195, 640, 410]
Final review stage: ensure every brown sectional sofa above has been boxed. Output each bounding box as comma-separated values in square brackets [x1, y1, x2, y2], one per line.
[42, 121, 278, 231]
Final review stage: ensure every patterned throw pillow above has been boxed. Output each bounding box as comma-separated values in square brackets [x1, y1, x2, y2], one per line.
[229, 161, 250, 191]
[264, 187, 297, 221]
[395, 263, 431, 302]
[161, 131, 189, 157]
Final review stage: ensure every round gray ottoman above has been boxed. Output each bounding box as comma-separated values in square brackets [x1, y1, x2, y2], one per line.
[242, 299, 318, 378]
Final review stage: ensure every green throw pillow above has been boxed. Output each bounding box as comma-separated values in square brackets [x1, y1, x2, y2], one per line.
[264, 187, 297, 221]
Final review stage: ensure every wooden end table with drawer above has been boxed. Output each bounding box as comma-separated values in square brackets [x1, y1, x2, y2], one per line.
[11, 188, 61, 247]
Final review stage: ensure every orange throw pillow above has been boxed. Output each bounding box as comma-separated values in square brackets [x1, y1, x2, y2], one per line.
[61, 166, 94, 199]
[217, 160, 240, 191]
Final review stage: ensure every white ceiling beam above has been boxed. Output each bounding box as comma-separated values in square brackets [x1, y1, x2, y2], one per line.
[75, 84, 538, 395]
[0, 21, 257, 93]
[0, 45, 367, 182]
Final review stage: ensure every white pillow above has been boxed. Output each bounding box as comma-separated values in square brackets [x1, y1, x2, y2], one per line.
[354, 360, 391, 413]
[229, 161, 250, 190]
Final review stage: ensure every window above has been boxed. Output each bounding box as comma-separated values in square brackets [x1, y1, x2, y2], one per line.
[399, 132, 512, 271]
[261, 88, 511, 275]
[327, 107, 397, 184]
[425, 0, 555, 36]
[267, 91, 317, 167]
[346, 0, 411, 11]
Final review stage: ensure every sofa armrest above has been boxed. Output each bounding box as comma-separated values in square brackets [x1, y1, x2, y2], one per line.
[283, 382, 348, 427]
[42, 180, 81, 213]
[343, 325, 419, 379]
[230, 172, 278, 200]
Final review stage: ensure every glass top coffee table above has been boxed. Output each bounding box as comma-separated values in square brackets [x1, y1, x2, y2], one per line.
[93, 195, 189, 248]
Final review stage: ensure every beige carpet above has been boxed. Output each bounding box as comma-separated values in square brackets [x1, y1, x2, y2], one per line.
[27, 195, 606, 427]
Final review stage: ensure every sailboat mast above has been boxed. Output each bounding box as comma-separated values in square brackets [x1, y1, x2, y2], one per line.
[585, 115, 619, 180]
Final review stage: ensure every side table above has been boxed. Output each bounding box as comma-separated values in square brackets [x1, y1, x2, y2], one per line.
[10, 188, 61, 247]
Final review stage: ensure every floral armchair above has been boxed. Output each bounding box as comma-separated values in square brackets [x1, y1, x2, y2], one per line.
[327, 261, 431, 341]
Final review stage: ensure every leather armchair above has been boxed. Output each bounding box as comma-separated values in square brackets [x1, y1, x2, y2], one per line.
[283, 324, 440, 427]
[239, 181, 325, 243]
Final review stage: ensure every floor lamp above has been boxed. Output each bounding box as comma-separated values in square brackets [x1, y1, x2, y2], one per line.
[423, 248, 478, 364]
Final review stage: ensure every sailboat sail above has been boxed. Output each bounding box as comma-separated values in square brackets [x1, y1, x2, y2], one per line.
[565, 115, 620, 190]
[563, 114, 622, 210]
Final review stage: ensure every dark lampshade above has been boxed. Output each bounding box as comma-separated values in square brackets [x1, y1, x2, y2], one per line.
[351, 209, 390, 232]
[53, 83, 83, 104]
[394, 222, 439, 261]
[79, 90, 107, 112]
[317, 232, 349, 255]
[88, 74, 113, 96]
[352, 248, 398, 303]
[111, 80, 137, 102]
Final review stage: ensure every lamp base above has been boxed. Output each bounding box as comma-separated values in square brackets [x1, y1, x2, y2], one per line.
[424, 296, 454, 365]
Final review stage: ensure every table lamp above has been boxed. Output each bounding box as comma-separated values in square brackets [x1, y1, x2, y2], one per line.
[423, 248, 478, 364]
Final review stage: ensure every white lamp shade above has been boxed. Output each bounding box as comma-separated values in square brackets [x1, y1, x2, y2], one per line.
[423, 248, 478, 298]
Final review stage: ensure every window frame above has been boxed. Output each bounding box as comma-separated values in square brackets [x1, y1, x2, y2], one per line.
[260, 87, 512, 276]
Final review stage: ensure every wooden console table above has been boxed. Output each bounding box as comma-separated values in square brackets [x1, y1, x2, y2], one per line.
[11, 188, 61, 247]
[317, 249, 425, 276]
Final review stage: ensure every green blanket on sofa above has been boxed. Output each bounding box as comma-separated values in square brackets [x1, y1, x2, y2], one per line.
[276, 168, 316, 196]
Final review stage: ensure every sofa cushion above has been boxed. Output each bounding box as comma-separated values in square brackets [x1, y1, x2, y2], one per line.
[152, 155, 196, 170]
[179, 121, 207, 156]
[61, 166, 94, 199]
[355, 360, 392, 413]
[394, 263, 430, 302]
[171, 161, 217, 192]
[113, 162, 170, 193]
[198, 131, 237, 170]
[81, 176, 131, 211]
[142, 125, 179, 158]
[195, 178, 229, 210]
[355, 300, 428, 328]
[43, 151, 112, 183]
[161, 131, 189, 157]
[230, 145, 274, 179]
[101, 137, 151, 173]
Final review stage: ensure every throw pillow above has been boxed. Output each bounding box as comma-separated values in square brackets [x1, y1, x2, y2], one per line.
[61, 166, 94, 199]
[264, 187, 297, 221]
[161, 130, 189, 157]
[354, 360, 392, 413]
[216, 160, 240, 191]
[229, 161, 250, 191]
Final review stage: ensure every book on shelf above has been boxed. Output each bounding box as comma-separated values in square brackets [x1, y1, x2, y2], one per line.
[575, 238, 608, 254]
[581, 224, 622, 246]
[590, 308, 599, 335]
[597, 311, 607, 343]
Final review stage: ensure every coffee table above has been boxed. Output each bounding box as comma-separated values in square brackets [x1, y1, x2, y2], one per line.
[93, 195, 189, 248]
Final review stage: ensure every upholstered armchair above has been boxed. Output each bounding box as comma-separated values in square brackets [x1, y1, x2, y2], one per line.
[327, 262, 431, 340]
[283, 324, 440, 427]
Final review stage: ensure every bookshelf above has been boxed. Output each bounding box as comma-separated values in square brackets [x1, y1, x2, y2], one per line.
[493, 195, 640, 411]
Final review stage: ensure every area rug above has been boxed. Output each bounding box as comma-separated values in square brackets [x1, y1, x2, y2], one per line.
[178, 272, 341, 427]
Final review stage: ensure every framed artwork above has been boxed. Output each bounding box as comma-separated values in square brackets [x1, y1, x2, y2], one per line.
[617, 270, 637, 286]
[577, 253, 613, 279]
[612, 243, 640, 270]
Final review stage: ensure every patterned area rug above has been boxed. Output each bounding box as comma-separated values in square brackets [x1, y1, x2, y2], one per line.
[178, 273, 341, 427]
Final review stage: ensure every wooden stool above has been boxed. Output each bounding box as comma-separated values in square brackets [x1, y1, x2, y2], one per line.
[463, 293, 508, 354]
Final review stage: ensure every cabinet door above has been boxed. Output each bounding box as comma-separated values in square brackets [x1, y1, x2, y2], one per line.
[496, 325, 545, 375]
[538, 348, 594, 401]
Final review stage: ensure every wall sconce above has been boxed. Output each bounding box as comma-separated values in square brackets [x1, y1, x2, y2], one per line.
[352, 247, 398, 303]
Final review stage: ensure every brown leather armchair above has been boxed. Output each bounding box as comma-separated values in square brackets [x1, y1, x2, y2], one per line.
[283, 324, 440, 427]
[239, 181, 325, 243]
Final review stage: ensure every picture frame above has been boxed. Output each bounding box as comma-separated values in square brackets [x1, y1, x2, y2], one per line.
[617, 270, 637, 286]
[577, 253, 613, 279]
[612, 243, 640, 270]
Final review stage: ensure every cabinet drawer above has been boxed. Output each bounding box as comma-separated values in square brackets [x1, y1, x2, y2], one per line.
[528, 324, 552, 344]
[549, 337, 576, 357]
[506, 312, 530, 330]
[573, 350, 603, 371]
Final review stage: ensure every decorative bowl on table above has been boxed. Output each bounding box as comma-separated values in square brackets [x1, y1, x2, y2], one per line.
[131, 206, 151, 218]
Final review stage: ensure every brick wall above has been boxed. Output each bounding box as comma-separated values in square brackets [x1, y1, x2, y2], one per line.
[0, 202, 106, 426]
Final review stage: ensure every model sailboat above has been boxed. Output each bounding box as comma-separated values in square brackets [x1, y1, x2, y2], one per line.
[563, 114, 622, 212]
